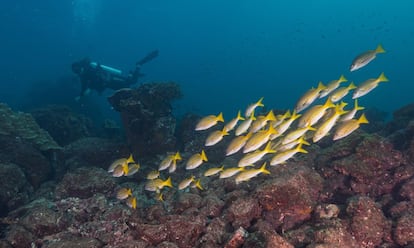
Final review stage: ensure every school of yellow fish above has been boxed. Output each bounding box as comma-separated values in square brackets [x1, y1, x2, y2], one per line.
[108, 44, 389, 209]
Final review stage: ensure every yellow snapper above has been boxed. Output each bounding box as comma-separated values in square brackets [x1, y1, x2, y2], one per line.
[191, 179, 203, 190]
[186, 150, 208, 170]
[333, 114, 369, 140]
[245, 97, 264, 118]
[281, 125, 316, 145]
[271, 110, 291, 128]
[178, 176, 195, 190]
[313, 104, 348, 142]
[319, 75, 348, 98]
[108, 154, 135, 173]
[270, 143, 308, 166]
[226, 132, 253, 156]
[219, 167, 245, 179]
[235, 111, 256, 136]
[116, 188, 132, 200]
[125, 163, 140, 176]
[126, 196, 137, 209]
[243, 125, 278, 153]
[168, 159, 178, 173]
[204, 165, 225, 177]
[340, 99, 364, 122]
[249, 110, 276, 133]
[238, 142, 276, 167]
[146, 170, 160, 180]
[224, 110, 245, 132]
[205, 128, 229, 146]
[329, 82, 357, 102]
[145, 177, 173, 192]
[274, 110, 302, 138]
[295, 82, 326, 113]
[112, 163, 130, 178]
[350, 44, 386, 72]
[159, 152, 182, 171]
[195, 112, 224, 131]
[352, 72, 389, 99]
[297, 98, 335, 128]
[277, 136, 310, 152]
[235, 162, 271, 184]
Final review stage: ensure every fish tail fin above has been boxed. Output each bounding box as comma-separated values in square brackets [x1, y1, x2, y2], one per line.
[378, 72, 389, 82]
[339, 75, 347, 83]
[348, 82, 357, 90]
[297, 144, 308, 154]
[194, 179, 203, 190]
[257, 97, 265, 107]
[354, 99, 365, 111]
[122, 163, 129, 175]
[201, 150, 208, 161]
[237, 110, 245, 121]
[259, 162, 271, 175]
[317, 81, 327, 91]
[266, 110, 276, 121]
[375, 44, 386, 54]
[217, 112, 224, 122]
[127, 154, 135, 164]
[174, 152, 182, 161]
[264, 141, 277, 154]
[358, 113, 369, 124]
[164, 177, 173, 188]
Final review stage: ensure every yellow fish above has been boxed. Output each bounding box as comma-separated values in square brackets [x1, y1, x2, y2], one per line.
[352, 72, 389, 99]
[226, 132, 253, 156]
[277, 136, 310, 152]
[204, 165, 225, 177]
[243, 125, 278, 153]
[313, 104, 348, 142]
[350, 44, 385, 72]
[281, 125, 316, 145]
[108, 154, 135, 174]
[340, 99, 364, 122]
[191, 179, 203, 190]
[186, 150, 208, 170]
[146, 170, 160, 180]
[238, 142, 276, 167]
[116, 188, 132, 200]
[219, 167, 244, 179]
[330, 82, 357, 102]
[224, 110, 245, 132]
[205, 128, 229, 146]
[295, 82, 326, 113]
[249, 110, 276, 133]
[245, 97, 264, 118]
[126, 196, 137, 209]
[270, 143, 308, 166]
[319, 75, 347, 98]
[112, 164, 126, 177]
[271, 110, 291, 128]
[235, 162, 271, 184]
[297, 98, 335, 128]
[125, 163, 140, 176]
[195, 112, 224, 131]
[235, 111, 256, 136]
[159, 152, 181, 171]
[178, 176, 195, 190]
[333, 114, 369, 140]
[145, 177, 173, 192]
[274, 110, 301, 137]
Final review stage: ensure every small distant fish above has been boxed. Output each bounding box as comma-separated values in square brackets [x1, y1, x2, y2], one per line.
[235, 111, 256, 136]
[340, 99, 364, 122]
[116, 188, 132, 200]
[243, 125, 278, 153]
[352, 72, 389, 99]
[333, 114, 369, 140]
[295, 82, 326, 113]
[319, 75, 347, 98]
[195, 112, 224, 131]
[178, 176, 195, 190]
[226, 132, 253, 156]
[270, 143, 308, 166]
[235, 162, 271, 184]
[281, 125, 316, 145]
[126, 196, 137, 209]
[186, 150, 208, 170]
[297, 98, 335, 128]
[274, 110, 301, 137]
[249, 110, 277, 133]
[224, 110, 245, 132]
[219, 167, 244, 179]
[205, 128, 229, 146]
[145, 177, 173, 192]
[350, 44, 386, 72]
[238, 142, 276, 167]
[108, 154, 135, 175]
[245, 97, 264, 118]
[146, 170, 160, 180]
[125, 163, 140, 176]
[313, 104, 348, 142]
[159, 152, 181, 171]
[329, 82, 357, 102]
[204, 165, 225, 177]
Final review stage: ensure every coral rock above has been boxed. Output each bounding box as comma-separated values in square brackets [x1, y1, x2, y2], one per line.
[226, 197, 262, 229]
[394, 210, 414, 246]
[5, 224, 35, 248]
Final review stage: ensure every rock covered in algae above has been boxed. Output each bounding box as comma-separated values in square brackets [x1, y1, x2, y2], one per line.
[108, 82, 181, 158]
[0, 103, 61, 151]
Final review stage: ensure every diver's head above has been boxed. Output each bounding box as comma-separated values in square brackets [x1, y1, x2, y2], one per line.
[72, 57, 91, 74]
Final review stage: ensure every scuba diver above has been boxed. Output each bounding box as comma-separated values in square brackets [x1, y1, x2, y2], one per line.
[72, 50, 159, 99]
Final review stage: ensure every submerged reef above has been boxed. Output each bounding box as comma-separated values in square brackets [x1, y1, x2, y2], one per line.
[1, 99, 414, 247]
[108, 82, 182, 158]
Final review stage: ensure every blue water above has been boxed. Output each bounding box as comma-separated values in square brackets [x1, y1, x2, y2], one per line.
[1, 0, 413, 122]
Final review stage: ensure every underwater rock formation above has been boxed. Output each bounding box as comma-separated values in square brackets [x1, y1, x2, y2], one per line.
[108, 82, 182, 158]
[31, 105, 95, 146]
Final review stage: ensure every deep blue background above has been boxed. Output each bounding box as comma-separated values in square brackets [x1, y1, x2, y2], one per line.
[1, 0, 412, 122]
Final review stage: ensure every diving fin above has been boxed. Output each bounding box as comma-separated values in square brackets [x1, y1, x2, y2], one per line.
[136, 50, 159, 66]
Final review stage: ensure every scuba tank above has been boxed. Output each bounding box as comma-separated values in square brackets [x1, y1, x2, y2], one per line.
[90, 62, 123, 76]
